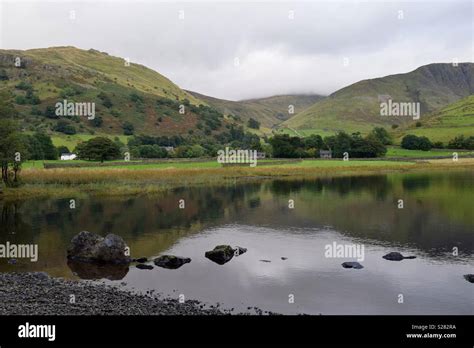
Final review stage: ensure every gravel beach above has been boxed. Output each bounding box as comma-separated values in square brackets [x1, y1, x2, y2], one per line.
[0, 272, 235, 315]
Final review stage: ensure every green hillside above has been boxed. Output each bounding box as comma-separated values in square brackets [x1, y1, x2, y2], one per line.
[187, 90, 324, 131]
[282, 63, 474, 136]
[0, 46, 243, 141]
[394, 94, 474, 143]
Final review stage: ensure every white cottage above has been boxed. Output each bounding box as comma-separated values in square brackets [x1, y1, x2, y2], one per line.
[60, 153, 77, 161]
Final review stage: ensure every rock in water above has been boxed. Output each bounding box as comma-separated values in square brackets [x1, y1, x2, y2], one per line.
[382, 252, 416, 261]
[205, 245, 235, 265]
[342, 262, 364, 269]
[136, 264, 154, 270]
[153, 255, 191, 269]
[463, 274, 474, 283]
[234, 246, 247, 256]
[67, 231, 131, 264]
[133, 257, 148, 263]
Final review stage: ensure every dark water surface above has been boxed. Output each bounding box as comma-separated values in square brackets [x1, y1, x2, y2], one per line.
[1, 170, 473, 314]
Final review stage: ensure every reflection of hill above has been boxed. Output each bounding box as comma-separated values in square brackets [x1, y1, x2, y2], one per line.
[0, 171, 473, 277]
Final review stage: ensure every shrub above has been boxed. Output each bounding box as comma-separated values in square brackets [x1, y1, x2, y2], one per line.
[122, 121, 134, 135]
[53, 121, 76, 135]
[369, 127, 392, 145]
[401, 134, 432, 151]
[247, 118, 260, 129]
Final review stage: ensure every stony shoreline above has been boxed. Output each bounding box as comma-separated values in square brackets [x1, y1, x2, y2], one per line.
[0, 272, 253, 315]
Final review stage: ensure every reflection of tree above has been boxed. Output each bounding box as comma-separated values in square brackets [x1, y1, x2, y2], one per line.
[268, 176, 391, 200]
[0, 201, 31, 241]
[401, 175, 431, 192]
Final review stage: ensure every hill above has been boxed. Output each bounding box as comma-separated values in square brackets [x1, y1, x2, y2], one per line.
[282, 63, 474, 136]
[0, 46, 240, 145]
[394, 94, 474, 143]
[187, 91, 324, 131]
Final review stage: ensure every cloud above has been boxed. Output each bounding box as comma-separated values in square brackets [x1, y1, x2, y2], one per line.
[1, 0, 472, 100]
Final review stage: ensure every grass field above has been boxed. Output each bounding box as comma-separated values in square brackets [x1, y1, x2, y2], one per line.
[386, 146, 474, 158]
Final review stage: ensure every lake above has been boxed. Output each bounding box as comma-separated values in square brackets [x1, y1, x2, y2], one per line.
[0, 170, 473, 314]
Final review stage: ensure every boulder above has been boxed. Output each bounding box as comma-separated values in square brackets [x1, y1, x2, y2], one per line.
[382, 252, 416, 261]
[205, 245, 235, 265]
[342, 261, 364, 269]
[153, 255, 191, 269]
[463, 274, 474, 283]
[136, 264, 153, 270]
[67, 231, 131, 264]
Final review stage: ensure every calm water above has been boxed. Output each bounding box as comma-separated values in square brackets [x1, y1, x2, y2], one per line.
[1, 170, 473, 314]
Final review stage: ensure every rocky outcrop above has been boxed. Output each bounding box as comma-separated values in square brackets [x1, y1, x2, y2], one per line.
[67, 231, 131, 264]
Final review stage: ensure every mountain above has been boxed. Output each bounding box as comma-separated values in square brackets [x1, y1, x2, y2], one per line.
[187, 91, 325, 131]
[0, 46, 242, 143]
[282, 63, 474, 136]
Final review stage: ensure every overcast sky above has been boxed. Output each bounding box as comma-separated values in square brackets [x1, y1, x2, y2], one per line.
[1, 0, 472, 100]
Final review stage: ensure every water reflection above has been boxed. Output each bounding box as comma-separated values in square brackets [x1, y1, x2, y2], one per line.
[0, 170, 472, 282]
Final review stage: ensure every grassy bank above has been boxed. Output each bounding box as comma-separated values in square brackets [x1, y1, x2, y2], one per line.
[2, 158, 474, 199]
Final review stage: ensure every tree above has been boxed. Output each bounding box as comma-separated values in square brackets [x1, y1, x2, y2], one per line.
[122, 121, 134, 135]
[53, 121, 76, 135]
[137, 145, 168, 158]
[29, 133, 57, 160]
[369, 127, 392, 145]
[448, 135, 474, 150]
[98, 92, 113, 108]
[247, 118, 260, 129]
[75, 137, 121, 162]
[25, 135, 44, 160]
[90, 116, 103, 128]
[174, 145, 206, 158]
[44, 105, 58, 119]
[303, 134, 324, 149]
[0, 120, 25, 186]
[352, 134, 387, 157]
[0, 92, 24, 186]
[0, 69, 8, 81]
[269, 134, 298, 158]
[324, 132, 352, 157]
[56, 146, 70, 155]
[401, 135, 432, 151]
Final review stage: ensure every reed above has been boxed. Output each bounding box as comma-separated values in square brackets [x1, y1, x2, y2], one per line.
[2, 159, 473, 199]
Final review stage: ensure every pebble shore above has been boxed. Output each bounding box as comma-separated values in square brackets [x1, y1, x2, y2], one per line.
[0, 272, 236, 315]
